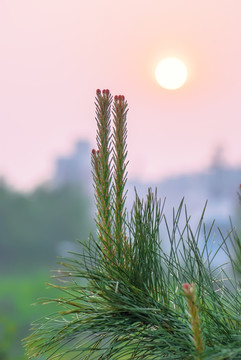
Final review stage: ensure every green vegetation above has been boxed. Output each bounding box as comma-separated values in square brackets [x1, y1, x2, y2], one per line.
[0, 270, 59, 360]
[24, 90, 241, 359]
[0, 183, 92, 272]
[0, 183, 92, 359]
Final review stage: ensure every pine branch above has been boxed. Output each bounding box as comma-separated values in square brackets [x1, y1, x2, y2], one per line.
[182, 283, 205, 357]
[92, 89, 113, 255]
[24, 89, 241, 360]
[112, 94, 129, 264]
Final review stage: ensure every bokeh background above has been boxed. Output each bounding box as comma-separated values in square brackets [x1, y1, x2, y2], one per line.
[1, 1, 241, 358]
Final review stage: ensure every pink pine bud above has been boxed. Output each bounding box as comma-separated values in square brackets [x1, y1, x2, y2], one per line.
[96, 89, 101, 95]
[91, 149, 96, 155]
[102, 89, 110, 96]
[182, 282, 204, 353]
[120, 95, 125, 101]
[182, 283, 189, 291]
[182, 283, 195, 293]
[114, 95, 119, 101]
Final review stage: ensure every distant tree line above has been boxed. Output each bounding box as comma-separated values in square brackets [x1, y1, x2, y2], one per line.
[0, 181, 93, 273]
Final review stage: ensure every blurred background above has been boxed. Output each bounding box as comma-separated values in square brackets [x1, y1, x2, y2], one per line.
[1, 1, 241, 358]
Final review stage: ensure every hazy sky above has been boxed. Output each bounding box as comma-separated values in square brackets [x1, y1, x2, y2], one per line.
[1, 0, 241, 190]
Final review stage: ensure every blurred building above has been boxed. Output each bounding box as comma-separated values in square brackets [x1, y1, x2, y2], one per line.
[52, 140, 92, 191]
[129, 147, 240, 223]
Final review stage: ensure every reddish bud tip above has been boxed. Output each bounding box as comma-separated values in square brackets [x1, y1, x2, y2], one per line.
[182, 283, 195, 293]
[114, 94, 125, 102]
[97, 150, 100, 154]
[102, 89, 110, 96]
[91, 149, 96, 155]
[96, 89, 101, 95]
[182, 283, 189, 291]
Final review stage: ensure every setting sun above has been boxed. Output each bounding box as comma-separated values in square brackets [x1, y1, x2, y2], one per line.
[155, 57, 187, 90]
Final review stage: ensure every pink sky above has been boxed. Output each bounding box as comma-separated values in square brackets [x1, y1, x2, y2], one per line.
[0, 0, 241, 190]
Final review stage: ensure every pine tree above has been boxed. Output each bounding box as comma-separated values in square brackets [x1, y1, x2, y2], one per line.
[25, 89, 241, 359]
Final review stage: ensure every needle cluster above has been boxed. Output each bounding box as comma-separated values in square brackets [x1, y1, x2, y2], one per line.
[24, 90, 241, 360]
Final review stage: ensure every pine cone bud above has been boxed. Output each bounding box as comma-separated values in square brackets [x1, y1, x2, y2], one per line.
[92, 149, 96, 155]
[182, 283, 195, 293]
[114, 94, 125, 102]
[96, 89, 101, 95]
[102, 89, 110, 96]
[182, 283, 189, 291]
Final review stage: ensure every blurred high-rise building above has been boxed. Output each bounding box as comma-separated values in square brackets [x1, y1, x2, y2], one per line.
[52, 140, 92, 191]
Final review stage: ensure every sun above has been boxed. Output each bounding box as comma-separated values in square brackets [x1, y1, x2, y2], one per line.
[155, 57, 187, 90]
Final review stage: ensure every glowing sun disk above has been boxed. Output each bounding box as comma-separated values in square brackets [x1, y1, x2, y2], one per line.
[155, 58, 187, 90]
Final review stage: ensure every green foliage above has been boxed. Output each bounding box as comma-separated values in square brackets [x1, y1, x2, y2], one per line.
[0, 183, 92, 272]
[112, 95, 128, 252]
[0, 270, 60, 360]
[0, 182, 92, 359]
[24, 90, 241, 359]
[230, 194, 241, 279]
[92, 89, 112, 249]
